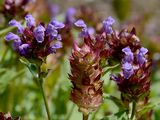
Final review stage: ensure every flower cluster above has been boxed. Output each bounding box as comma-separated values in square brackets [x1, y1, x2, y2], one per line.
[5, 14, 64, 60]
[68, 20, 112, 115]
[103, 17, 141, 60]
[111, 46, 151, 101]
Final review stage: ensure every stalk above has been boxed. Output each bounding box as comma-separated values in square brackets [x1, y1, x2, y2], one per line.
[38, 77, 51, 120]
[130, 101, 136, 120]
[83, 113, 89, 120]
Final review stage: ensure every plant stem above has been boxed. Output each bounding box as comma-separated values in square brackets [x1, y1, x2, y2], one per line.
[38, 78, 51, 120]
[130, 101, 136, 120]
[83, 113, 89, 120]
[66, 104, 75, 120]
[0, 26, 14, 35]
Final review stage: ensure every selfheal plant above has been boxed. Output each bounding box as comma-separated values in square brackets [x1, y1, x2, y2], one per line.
[5, 14, 64, 60]
[111, 46, 151, 101]
[111, 46, 151, 119]
[68, 19, 111, 120]
[4, 14, 64, 120]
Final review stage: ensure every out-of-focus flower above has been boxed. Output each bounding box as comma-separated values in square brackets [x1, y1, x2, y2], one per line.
[5, 14, 64, 60]
[0, 112, 21, 120]
[65, 7, 76, 25]
[111, 46, 151, 101]
[1, 0, 33, 22]
[103, 16, 115, 34]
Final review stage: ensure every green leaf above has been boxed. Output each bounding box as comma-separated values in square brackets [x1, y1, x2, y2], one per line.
[103, 64, 119, 76]
[138, 102, 160, 116]
[19, 57, 38, 78]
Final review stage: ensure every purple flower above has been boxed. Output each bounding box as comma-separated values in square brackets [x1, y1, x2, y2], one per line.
[33, 25, 45, 43]
[122, 62, 134, 79]
[137, 47, 148, 65]
[49, 42, 62, 53]
[18, 44, 30, 55]
[25, 14, 36, 28]
[122, 46, 134, 63]
[50, 19, 65, 29]
[46, 23, 58, 36]
[65, 7, 76, 24]
[9, 20, 24, 34]
[74, 19, 87, 28]
[49, 4, 59, 18]
[103, 16, 115, 34]
[88, 27, 95, 35]
[5, 32, 20, 41]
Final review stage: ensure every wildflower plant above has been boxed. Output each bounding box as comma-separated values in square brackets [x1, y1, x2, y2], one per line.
[5, 14, 64, 120]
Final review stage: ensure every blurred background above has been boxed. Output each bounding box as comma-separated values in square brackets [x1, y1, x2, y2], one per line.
[0, 0, 160, 120]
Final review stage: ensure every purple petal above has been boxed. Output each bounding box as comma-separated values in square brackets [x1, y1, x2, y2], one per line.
[139, 47, 148, 55]
[103, 16, 115, 34]
[65, 7, 76, 23]
[49, 42, 62, 53]
[33, 25, 45, 43]
[50, 19, 65, 29]
[56, 34, 62, 41]
[18, 44, 30, 55]
[46, 23, 58, 36]
[136, 47, 148, 65]
[122, 62, 134, 79]
[74, 19, 87, 28]
[25, 14, 36, 28]
[9, 20, 24, 34]
[122, 46, 134, 63]
[5, 32, 20, 41]
[103, 16, 115, 26]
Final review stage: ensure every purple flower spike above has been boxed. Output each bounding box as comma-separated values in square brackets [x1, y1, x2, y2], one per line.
[122, 62, 134, 79]
[25, 14, 36, 28]
[18, 44, 30, 55]
[137, 47, 148, 65]
[66, 7, 76, 23]
[74, 19, 87, 28]
[50, 19, 65, 29]
[103, 16, 115, 26]
[9, 20, 24, 34]
[103, 16, 115, 34]
[5, 32, 20, 41]
[33, 25, 45, 43]
[122, 46, 134, 63]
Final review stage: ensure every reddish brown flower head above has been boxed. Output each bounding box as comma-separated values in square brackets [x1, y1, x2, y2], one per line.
[69, 43, 103, 114]
[106, 28, 141, 60]
[111, 46, 151, 102]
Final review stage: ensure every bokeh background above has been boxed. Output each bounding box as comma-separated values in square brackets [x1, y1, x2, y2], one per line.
[0, 0, 160, 120]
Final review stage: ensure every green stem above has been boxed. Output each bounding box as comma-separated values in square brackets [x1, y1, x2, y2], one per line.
[0, 26, 15, 35]
[83, 113, 89, 120]
[66, 104, 75, 120]
[130, 101, 136, 120]
[38, 78, 51, 120]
